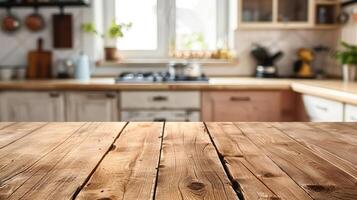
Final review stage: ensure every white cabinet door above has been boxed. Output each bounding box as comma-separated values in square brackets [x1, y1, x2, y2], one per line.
[303, 95, 344, 122]
[66, 92, 119, 122]
[0, 91, 65, 122]
[345, 104, 357, 122]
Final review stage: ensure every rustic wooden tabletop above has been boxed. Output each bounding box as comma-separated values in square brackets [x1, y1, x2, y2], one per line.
[0, 122, 356, 200]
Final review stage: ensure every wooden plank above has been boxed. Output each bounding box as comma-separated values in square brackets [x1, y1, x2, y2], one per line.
[0, 123, 86, 185]
[0, 122, 47, 149]
[155, 122, 238, 200]
[76, 122, 163, 200]
[0, 122, 15, 130]
[273, 123, 357, 181]
[0, 122, 126, 200]
[237, 122, 357, 200]
[206, 122, 312, 200]
[310, 123, 357, 145]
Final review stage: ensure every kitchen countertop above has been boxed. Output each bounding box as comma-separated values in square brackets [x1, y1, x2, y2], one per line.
[0, 78, 293, 90]
[1, 77, 357, 104]
[0, 122, 356, 200]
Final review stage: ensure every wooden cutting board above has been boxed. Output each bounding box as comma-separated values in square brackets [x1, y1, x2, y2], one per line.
[53, 13, 73, 48]
[27, 38, 52, 79]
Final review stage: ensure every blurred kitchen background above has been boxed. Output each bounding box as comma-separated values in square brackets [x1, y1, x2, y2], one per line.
[0, 0, 354, 78]
[1, 0, 357, 123]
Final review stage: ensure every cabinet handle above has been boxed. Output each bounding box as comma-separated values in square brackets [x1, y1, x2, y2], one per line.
[315, 105, 328, 112]
[106, 93, 116, 99]
[230, 96, 251, 102]
[152, 96, 168, 102]
[86, 93, 116, 99]
[49, 92, 60, 98]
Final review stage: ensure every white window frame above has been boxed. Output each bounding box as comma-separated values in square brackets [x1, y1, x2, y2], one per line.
[103, 0, 233, 59]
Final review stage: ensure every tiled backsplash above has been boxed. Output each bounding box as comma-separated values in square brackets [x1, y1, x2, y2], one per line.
[234, 29, 340, 77]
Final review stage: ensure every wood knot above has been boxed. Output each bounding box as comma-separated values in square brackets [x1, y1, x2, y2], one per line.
[263, 172, 275, 178]
[110, 145, 116, 151]
[97, 198, 112, 200]
[306, 184, 335, 193]
[187, 181, 205, 191]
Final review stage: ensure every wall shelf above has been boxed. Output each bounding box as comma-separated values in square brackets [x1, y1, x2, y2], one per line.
[0, 0, 89, 9]
[342, 0, 357, 7]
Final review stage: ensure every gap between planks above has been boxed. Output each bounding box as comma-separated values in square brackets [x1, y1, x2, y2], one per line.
[71, 122, 129, 200]
[203, 122, 245, 200]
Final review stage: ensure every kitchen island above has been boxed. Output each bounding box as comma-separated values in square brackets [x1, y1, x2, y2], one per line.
[0, 122, 356, 200]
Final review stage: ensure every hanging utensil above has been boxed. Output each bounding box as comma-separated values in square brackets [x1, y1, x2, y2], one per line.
[25, 7, 45, 32]
[1, 8, 21, 33]
[53, 7, 73, 48]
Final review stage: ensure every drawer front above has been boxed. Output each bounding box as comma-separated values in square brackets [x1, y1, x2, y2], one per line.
[121, 91, 200, 109]
[303, 95, 343, 122]
[121, 111, 200, 122]
[202, 91, 282, 122]
[345, 104, 357, 122]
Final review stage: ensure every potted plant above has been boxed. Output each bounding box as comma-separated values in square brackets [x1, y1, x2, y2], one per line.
[81, 20, 132, 61]
[335, 41, 357, 82]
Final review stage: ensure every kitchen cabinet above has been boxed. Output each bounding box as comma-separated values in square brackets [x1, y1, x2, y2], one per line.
[345, 104, 357, 122]
[66, 92, 119, 122]
[241, 0, 273, 23]
[0, 91, 65, 122]
[202, 91, 282, 122]
[278, 0, 309, 23]
[121, 91, 201, 122]
[302, 95, 344, 122]
[238, 0, 338, 29]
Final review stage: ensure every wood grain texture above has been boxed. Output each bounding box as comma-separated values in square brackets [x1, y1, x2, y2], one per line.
[311, 123, 357, 145]
[0, 122, 125, 200]
[0, 123, 85, 187]
[1, 122, 356, 200]
[0, 122, 47, 149]
[206, 122, 312, 200]
[0, 123, 15, 130]
[155, 122, 238, 200]
[76, 122, 163, 200]
[273, 123, 357, 181]
[237, 122, 357, 200]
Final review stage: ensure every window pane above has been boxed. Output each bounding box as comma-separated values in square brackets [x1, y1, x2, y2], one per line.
[176, 0, 217, 51]
[116, 0, 158, 50]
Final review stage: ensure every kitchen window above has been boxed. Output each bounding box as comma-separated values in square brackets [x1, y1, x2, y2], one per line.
[104, 0, 236, 59]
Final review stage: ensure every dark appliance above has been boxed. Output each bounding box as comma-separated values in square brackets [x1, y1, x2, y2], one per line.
[251, 44, 283, 78]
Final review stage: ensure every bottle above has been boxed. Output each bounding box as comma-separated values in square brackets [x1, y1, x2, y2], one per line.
[318, 7, 327, 24]
[75, 52, 91, 81]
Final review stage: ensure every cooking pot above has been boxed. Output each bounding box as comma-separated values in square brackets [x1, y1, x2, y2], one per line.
[25, 8, 45, 32]
[2, 9, 21, 33]
[167, 61, 202, 78]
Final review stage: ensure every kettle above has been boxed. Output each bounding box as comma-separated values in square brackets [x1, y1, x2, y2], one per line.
[75, 52, 91, 80]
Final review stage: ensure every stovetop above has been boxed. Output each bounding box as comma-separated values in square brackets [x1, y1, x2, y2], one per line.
[115, 72, 209, 83]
